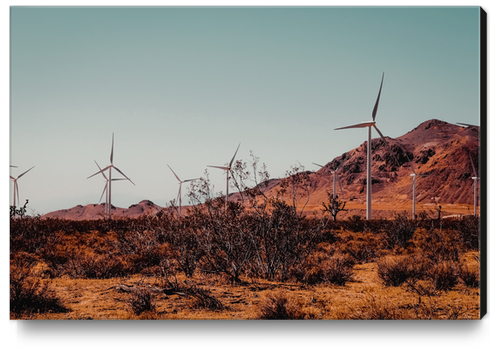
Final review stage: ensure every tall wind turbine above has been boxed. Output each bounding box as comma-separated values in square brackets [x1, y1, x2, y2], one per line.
[167, 164, 199, 216]
[208, 144, 240, 209]
[94, 160, 128, 216]
[334, 73, 387, 220]
[313, 162, 344, 199]
[88, 134, 135, 219]
[10, 166, 34, 207]
[468, 151, 479, 216]
[409, 162, 429, 220]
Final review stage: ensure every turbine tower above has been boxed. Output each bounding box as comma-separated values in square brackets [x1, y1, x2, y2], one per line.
[88, 134, 135, 219]
[167, 164, 199, 216]
[409, 162, 429, 220]
[10, 166, 34, 207]
[208, 144, 240, 209]
[334, 73, 387, 220]
[313, 162, 344, 199]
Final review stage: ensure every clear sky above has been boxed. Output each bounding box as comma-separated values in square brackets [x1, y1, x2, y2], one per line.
[8, 6, 481, 215]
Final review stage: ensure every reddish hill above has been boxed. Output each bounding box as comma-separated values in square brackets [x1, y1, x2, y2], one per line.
[42, 200, 164, 220]
[231, 119, 480, 218]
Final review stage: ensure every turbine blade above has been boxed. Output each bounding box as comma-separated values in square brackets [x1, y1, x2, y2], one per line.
[373, 125, 386, 142]
[167, 164, 182, 183]
[338, 174, 344, 196]
[410, 161, 416, 174]
[111, 178, 128, 181]
[87, 166, 110, 179]
[469, 153, 477, 177]
[94, 160, 108, 180]
[10, 176, 15, 180]
[10, 165, 17, 168]
[110, 133, 114, 164]
[207, 165, 228, 170]
[16, 181, 19, 205]
[182, 178, 199, 183]
[178, 184, 182, 201]
[372, 72, 384, 121]
[17, 166, 34, 179]
[335, 122, 371, 130]
[312, 162, 324, 168]
[99, 183, 107, 203]
[229, 143, 241, 168]
[113, 166, 135, 185]
[457, 122, 479, 128]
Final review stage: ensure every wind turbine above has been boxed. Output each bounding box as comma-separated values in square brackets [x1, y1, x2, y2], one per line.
[207, 144, 240, 209]
[409, 162, 429, 220]
[334, 73, 387, 220]
[167, 164, 199, 216]
[93, 160, 128, 215]
[313, 162, 344, 199]
[10, 166, 34, 207]
[467, 151, 479, 216]
[87, 134, 135, 219]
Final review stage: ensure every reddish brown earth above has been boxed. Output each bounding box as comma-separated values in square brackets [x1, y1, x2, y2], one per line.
[43, 119, 480, 220]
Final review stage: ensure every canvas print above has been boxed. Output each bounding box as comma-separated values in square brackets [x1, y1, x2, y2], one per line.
[10, 6, 485, 320]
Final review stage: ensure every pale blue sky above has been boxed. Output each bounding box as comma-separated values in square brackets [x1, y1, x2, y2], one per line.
[9, 6, 481, 215]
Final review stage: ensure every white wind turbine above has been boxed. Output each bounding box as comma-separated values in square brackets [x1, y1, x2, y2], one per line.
[334, 73, 387, 220]
[94, 160, 128, 215]
[468, 151, 479, 216]
[207, 144, 240, 209]
[313, 162, 344, 199]
[409, 162, 429, 220]
[10, 166, 34, 207]
[167, 164, 199, 216]
[87, 134, 135, 219]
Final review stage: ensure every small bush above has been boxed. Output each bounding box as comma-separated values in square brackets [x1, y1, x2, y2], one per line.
[459, 264, 479, 288]
[428, 261, 460, 291]
[128, 287, 156, 315]
[384, 214, 417, 249]
[298, 253, 354, 286]
[258, 291, 317, 320]
[377, 254, 428, 287]
[187, 286, 224, 311]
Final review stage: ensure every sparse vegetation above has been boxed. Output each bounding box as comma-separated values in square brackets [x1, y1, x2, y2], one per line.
[9, 157, 481, 320]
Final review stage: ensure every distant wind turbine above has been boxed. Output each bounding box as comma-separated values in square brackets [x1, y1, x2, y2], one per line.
[10, 166, 34, 207]
[409, 162, 429, 220]
[208, 144, 240, 209]
[467, 151, 479, 216]
[334, 73, 387, 220]
[313, 162, 344, 199]
[94, 160, 128, 215]
[167, 164, 199, 216]
[87, 134, 135, 219]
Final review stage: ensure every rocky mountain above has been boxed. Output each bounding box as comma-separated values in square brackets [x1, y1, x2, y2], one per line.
[231, 119, 480, 218]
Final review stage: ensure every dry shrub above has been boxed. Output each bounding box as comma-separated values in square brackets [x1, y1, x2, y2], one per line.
[295, 251, 354, 286]
[187, 286, 224, 311]
[428, 261, 460, 291]
[383, 214, 417, 249]
[346, 294, 402, 320]
[376, 254, 429, 287]
[128, 287, 156, 316]
[258, 290, 318, 320]
[63, 251, 128, 279]
[10, 254, 69, 317]
[340, 233, 384, 264]
[459, 263, 479, 288]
